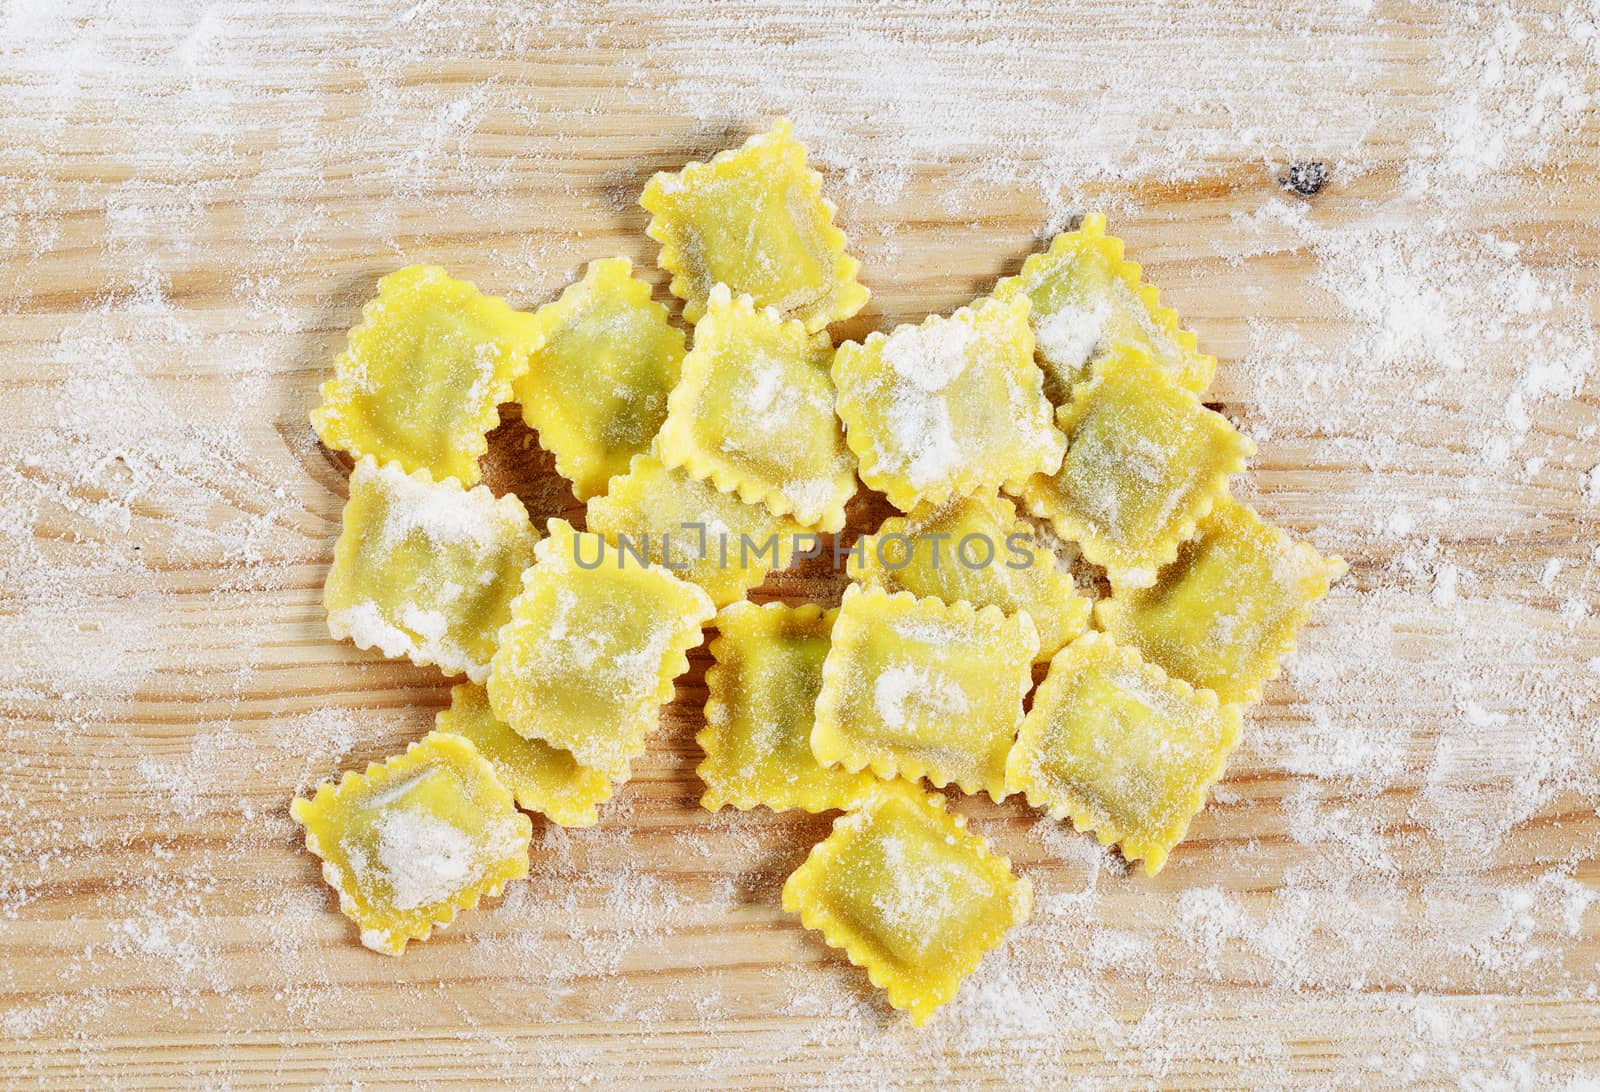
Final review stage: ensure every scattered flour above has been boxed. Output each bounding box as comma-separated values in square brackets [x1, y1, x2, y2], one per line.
[1032, 301, 1108, 376]
[872, 664, 969, 732]
[876, 318, 973, 490]
[369, 810, 477, 911]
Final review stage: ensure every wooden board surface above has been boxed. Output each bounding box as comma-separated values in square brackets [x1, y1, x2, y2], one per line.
[2, 1, 1599, 1087]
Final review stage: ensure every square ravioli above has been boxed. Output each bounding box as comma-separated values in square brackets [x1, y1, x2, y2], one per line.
[486, 520, 715, 779]
[290, 731, 532, 955]
[781, 781, 1032, 1025]
[849, 492, 1091, 662]
[586, 451, 807, 608]
[641, 119, 868, 332]
[436, 683, 613, 828]
[325, 457, 539, 683]
[991, 213, 1215, 404]
[1004, 632, 1241, 875]
[812, 585, 1038, 800]
[698, 602, 878, 813]
[833, 294, 1064, 513]
[657, 283, 857, 531]
[1018, 347, 1253, 590]
[311, 265, 542, 485]
[513, 257, 685, 501]
[1095, 498, 1345, 703]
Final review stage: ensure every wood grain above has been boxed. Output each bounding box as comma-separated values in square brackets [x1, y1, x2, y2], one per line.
[2, 1, 1598, 1087]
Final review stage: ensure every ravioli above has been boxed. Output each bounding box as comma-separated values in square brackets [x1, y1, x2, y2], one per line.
[833, 294, 1063, 512]
[1018, 347, 1253, 589]
[324, 457, 538, 682]
[1095, 498, 1345, 703]
[657, 284, 857, 531]
[586, 451, 806, 608]
[698, 602, 878, 813]
[311, 265, 542, 485]
[296, 137, 1346, 996]
[513, 257, 685, 501]
[290, 731, 532, 955]
[849, 491, 1091, 661]
[1004, 632, 1241, 875]
[436, 683, 613, 828]
[486, 520, 715, 779]
[641, 118, 868, 332]
[781, 781, 1031, 1025]
[812, 585, 1038, 800]
[991, 213, 1215, 403]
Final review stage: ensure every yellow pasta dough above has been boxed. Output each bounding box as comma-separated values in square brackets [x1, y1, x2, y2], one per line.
[1004, 632, 1241, 875]
[311, 265, 542, 485]
[812, 585, 1038, 800]
[586, 451, 807, 608]
[290, 731, 532, 955]
[698, 602, 878, 813]
[1095, 498, 1345, 703]
[436, 683, 613, 828]
[657, 283, 857, 531]
[833, 294, 1064, 513]
[513, 257, 686, 501]
[486, 520, 715, 779]
[641, 118, 868, 332]
[781, 781, 1032, 1025]
[324, 457, 538, 683]
[992, 213, 1215, 403]
[1018, 347, 1254, 590]
[849, 492, 1091, 662]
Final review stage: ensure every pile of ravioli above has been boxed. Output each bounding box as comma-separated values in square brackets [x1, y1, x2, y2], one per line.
[293, 119, 1344, 1025]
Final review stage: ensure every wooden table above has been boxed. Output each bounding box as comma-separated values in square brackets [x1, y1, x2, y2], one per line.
[2, 1, 1597, 1086]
